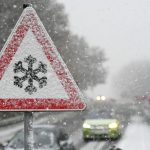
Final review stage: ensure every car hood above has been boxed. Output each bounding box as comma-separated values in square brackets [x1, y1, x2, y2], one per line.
[84, 119, 119, 126]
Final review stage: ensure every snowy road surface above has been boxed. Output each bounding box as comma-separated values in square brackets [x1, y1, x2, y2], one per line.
[0, 103, 129, 150]
[0, 110, 111, 150]
[80, 141, 106, 150]
[116, 116, 150, 150]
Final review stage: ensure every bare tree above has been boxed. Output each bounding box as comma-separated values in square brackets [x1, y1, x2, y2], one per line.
[113, 60, 150, 98]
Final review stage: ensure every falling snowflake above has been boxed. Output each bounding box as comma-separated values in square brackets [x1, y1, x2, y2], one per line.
[14, 55, 47, 95]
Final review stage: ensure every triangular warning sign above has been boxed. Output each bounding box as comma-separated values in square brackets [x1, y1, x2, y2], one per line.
[0, 6, 86, 111]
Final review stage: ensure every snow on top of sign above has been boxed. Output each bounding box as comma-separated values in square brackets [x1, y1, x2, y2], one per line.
[0, 7, 86, 110]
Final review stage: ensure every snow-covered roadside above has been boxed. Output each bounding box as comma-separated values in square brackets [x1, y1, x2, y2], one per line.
[116, 116, 150, 150]
[0, 111, 76, 143]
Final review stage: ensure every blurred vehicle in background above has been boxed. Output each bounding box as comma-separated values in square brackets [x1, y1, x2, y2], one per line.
[4, 125, 75, 150]
[96, 95, 106, 101]
[82, 111, 121, 141]
[135, 95, 147, 101]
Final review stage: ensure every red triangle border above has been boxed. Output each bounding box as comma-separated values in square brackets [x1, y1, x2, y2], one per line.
[0, 8, 86, 111]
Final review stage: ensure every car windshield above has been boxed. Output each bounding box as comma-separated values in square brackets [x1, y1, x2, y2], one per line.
[8, 128, 56, 149]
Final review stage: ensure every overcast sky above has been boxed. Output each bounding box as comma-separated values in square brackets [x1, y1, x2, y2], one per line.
[58, 0, 150, 99]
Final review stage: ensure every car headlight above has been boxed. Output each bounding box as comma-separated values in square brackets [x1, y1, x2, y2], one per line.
[108, 122, 118, 129]
[83, 123, 91, 128]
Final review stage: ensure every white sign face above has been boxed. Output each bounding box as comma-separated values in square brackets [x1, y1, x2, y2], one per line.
[0, 30, 69, 99]
[0, 7, 86, 111]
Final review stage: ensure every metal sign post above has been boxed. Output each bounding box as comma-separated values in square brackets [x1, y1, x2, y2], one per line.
[24, 112, 34, 150]
[23, 4, 34, 150]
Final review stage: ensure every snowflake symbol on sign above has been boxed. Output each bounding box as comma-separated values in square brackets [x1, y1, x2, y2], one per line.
[14, 55, 47, 95]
